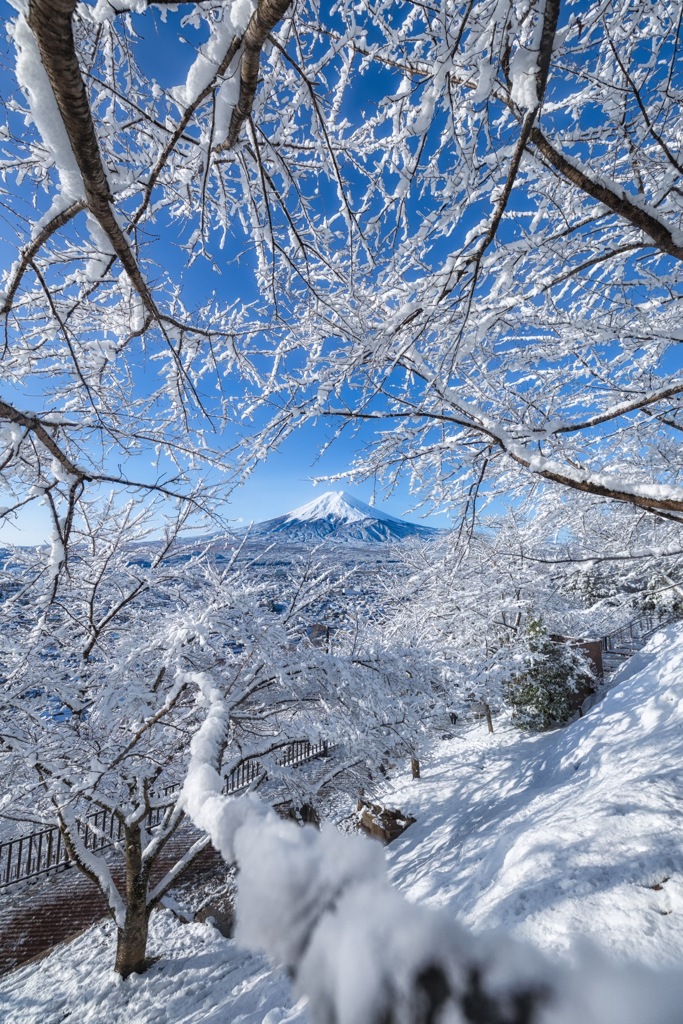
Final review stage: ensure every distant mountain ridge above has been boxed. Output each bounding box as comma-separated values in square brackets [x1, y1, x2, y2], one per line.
[247, 491, 440, 544]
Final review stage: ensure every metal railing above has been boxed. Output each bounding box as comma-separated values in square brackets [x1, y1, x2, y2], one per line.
[600, 609, 681, 672]
[0, 738, 329, 889]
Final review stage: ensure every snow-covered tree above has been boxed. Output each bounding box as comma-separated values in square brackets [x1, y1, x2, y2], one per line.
[242, 0, 683, 527]
[503, 618, 594, 731]
[3, 0, 683, 550]
[377, 493, 683, 726]
[379, 520, 582, 720]
[4, 0, 683, 1008]
[0, 494, 436, 974]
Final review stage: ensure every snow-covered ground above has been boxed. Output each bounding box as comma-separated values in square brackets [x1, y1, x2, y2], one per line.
[0, 912, 308, 1024]
[3, 625, 683, 1022]
[384, 624, 683, 966]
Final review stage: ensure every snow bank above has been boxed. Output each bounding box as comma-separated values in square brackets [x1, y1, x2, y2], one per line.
[180, 628, 683, 1023]
[385, 624, 683, 967]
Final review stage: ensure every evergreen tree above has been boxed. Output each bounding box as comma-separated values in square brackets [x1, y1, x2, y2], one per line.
[505, 621, 594, 732]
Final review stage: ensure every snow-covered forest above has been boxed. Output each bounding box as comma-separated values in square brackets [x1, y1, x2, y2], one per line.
[1, 0, 683, 1020]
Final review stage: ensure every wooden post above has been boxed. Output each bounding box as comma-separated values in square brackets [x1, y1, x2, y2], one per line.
[411, 757, 421, 779]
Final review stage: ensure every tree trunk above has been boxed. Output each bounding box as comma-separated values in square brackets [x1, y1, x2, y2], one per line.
[223, 0, 294, 150]
[115, 825, 150, 978]
[411, 757, 421, 779]
[483, 703, 494, 734]
[28, 0, 160, 317]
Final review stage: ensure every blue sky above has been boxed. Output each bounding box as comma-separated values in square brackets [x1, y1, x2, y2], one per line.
[0, 466, 453, 546]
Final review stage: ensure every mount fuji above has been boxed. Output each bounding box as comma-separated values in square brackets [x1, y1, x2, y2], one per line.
[247, 491, 441, 544]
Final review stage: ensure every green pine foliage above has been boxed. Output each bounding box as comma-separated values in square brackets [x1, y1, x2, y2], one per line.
[505, 620, 595, 732]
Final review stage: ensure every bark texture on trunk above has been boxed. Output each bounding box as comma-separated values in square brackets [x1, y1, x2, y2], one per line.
[27, 0, 159, 316]
[115, 825, 151, 978]
[223, 0, 293, 150]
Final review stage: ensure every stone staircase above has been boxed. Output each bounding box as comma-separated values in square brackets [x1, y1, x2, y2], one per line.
[0, 738, 333, 977]
[0, 824, 223, 976]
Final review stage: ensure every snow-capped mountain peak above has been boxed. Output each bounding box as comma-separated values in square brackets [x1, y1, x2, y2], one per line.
[250, 491, 440, 544]
[282, 491, 403, 526]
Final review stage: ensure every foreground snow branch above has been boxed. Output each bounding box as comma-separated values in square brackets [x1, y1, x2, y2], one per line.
[183, 683, 683, 1024]
[185, 792, 683, 1024]
[220, 0, 293, 151]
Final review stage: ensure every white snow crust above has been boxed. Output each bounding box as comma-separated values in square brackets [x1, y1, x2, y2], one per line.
[171, 1, 255, 111]
[11, 11, 86, 200]
[0, 911, 308, 1024]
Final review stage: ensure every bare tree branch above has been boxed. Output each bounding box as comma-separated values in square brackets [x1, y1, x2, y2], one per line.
[1, 200, 85, 316]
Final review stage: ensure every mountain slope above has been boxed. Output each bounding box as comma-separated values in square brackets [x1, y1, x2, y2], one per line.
[247, 491, 440, 543]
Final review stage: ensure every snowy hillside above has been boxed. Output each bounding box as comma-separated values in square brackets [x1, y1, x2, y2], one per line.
[3, 626, 683, 1022]
[384, 623, 683, 965]
[246, 491, 440, 543]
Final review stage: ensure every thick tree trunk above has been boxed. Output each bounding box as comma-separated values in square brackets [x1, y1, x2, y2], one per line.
[115, 894, 149, 979]
[223, 0, 293, 150]
[115, 825, 151, 978]
[27, 0, 160, 317]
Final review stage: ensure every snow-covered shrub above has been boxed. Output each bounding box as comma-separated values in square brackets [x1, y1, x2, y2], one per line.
[504, 620, 594, 731]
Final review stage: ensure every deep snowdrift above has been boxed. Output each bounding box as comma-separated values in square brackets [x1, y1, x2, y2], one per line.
[3, 625, 683, 1022]
[384, 624, 683, 966]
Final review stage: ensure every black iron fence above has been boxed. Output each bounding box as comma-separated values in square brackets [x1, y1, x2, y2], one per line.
[0, 738, 329, 889]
